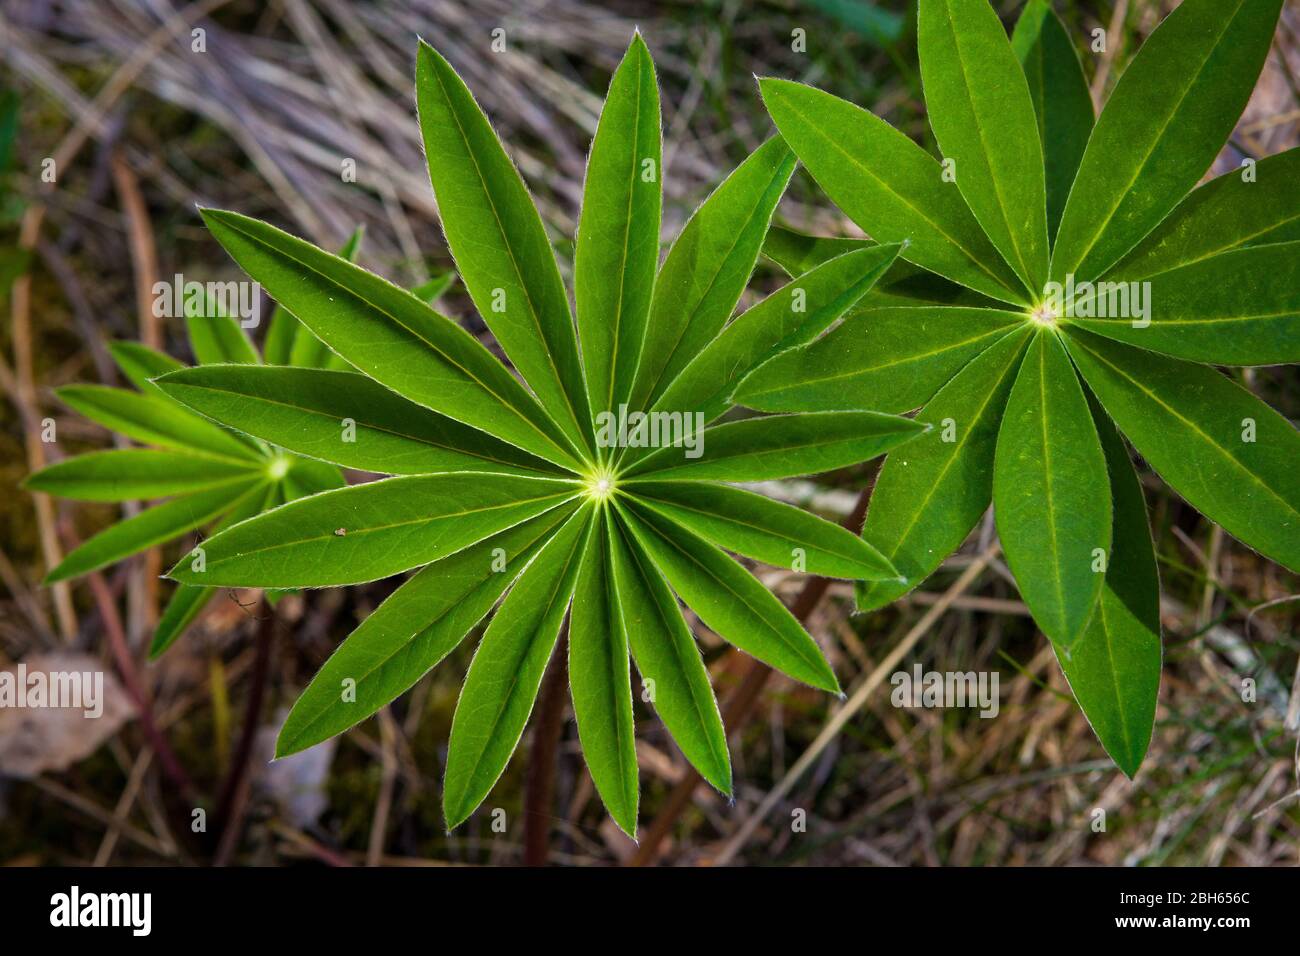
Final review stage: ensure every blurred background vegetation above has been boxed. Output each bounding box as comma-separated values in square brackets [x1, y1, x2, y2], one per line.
[0, 0, 1297, 866]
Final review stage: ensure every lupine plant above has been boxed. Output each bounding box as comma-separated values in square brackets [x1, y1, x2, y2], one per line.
[125, 35, 929, 835]
[737, 0, 1299, 774]
[22, 259, 370, 656]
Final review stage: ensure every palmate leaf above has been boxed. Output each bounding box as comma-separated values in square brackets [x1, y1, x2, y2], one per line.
[111, 33, 928, 834]
[918, 0, 1049, 291]
[1051, 0, 1284, 283]
[993, 331, 1110, 648]
[758, 0, 1294, 779]
[1054, 398, 1161, 778]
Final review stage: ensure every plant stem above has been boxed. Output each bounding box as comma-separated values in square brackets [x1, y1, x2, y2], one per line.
[213, 599, 276, 864]
[522, 626, 570, 866]
[628, 485, 874, 866]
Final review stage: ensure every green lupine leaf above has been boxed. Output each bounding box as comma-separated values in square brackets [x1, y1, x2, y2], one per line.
[627, 411, 926, 482]
[918, 0, 1049, 290]
[149, 483, 276, 659]
[569, 513, 639, 836]
[759, 78, 1029, 304]
[762, 226, 1002, 310]
[46, 480, 263, 584]
[185, 297, 260, 366]
[1107, 149, 1300, 279]
[415, 42, 592, 455]
[1011, 0, 1093, 244]
[1064, 329, 1300, 572]
[1051, 0, 1285, 283]
[1068, 243, 1300, 365]
[150, 584, 218, 660]
[23, 449, 260, 501]
[156, 365, 559, 476]
[1055, 399, 1161, 778]
[858, 326, 1030, 611]
[442, 505, 591, 829]
[576, 33, 662, 423]
[56, 385, 261, 462]
[198, 209, 581, 469]
[629, 136, 797, 411]
[607, 515, 730, 794]
[410, 271, 457, 305]
[735, 306, 1022, 414]
[282, 456, 346, 497]
[276, 507, 573, 757]
[284, 228, 365, 371]
[650, 244, 902, 427]
[632, 480, 897, 580]
[620, 503, 839, 693]
[167, 473, 578, 588]
[108, 340, 183, 399]
[994, 331, 1110, 647]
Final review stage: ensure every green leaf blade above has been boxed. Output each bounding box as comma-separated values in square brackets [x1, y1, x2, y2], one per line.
[654, 244, 902, 425]
[628, 136, 797, 411]
[1069, 242, 1300, 365]
[628, 411, 925, 482]
[443, 505, 591, 829]
[1051, 0, 1285, 283]
[415, 42, 592, 455]
[759, 78, 1029, 304]
[1065, 329, 1300, 572]
[1055, 401, 1161, 778]
[1011, 0, 1094, 243]
[198, 209, 580, 470]
[632, 481, 897, 580]
[24, 449, 260, 502]
[576, 33, 662, 423]
[918, 0, 1049, 289]
[735, 305, 1022, 414]
[166, 473, 579, 588]
[858, 326, 1030, 611]
[156, 365, 560, 477]
[569, 513, 639, 836]
[621, 503, 840, 694]
[607, 515, 730, 794]
[993, 332, 1111, 647]
[276, 507, 573, 757]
